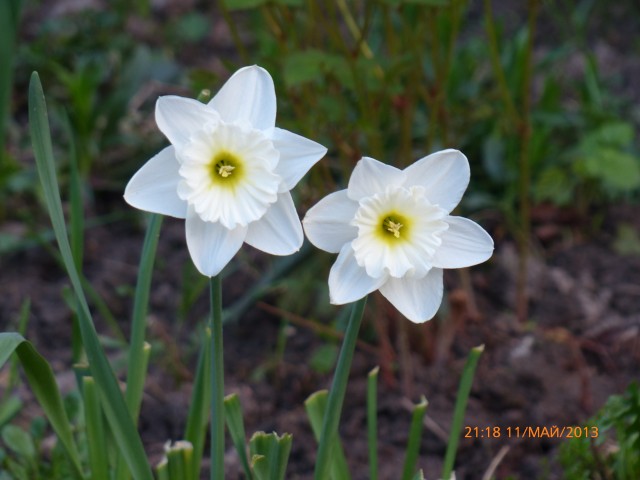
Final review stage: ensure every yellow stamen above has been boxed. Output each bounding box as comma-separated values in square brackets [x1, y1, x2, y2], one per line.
[218, 164, 235, 178]
[385, 219, 403, 238]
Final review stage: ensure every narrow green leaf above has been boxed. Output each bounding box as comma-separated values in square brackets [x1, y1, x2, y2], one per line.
[441, 345, 484, 480]
[224, 394, 253, 479]
[165, 442, 192, 480]
[126, 214, 162, 420]
[249, 432, 292, 480]
[0, 332, 83, 477]
[400, 396, 428, 480]
[412, 470, 425, 480]
[155, 459, 169, 480]
[83, 377, 109, 480]
[304, 390, 350, 479]
[184, 327, 211, 480]
[367, 367, 379, 480]
[29, 72, 153, 480]
[115, 215, 162, 480]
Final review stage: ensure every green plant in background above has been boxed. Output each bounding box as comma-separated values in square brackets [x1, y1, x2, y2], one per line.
[559, 382, 640, 480]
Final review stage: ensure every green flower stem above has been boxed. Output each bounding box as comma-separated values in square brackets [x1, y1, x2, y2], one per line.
[314, 296, 367, 480]
[210, 276, 225, 480]
[367, 367, 379, 480]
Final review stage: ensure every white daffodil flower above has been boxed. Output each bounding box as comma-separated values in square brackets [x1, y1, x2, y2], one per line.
[125, 66, 327, 276]
[303, 150, 493, 323]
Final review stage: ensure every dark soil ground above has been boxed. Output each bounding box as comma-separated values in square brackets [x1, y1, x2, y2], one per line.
[2, 200, 640, 479]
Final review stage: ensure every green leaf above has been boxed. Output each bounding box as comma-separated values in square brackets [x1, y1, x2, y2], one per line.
[274, 0, 303, 5]
[249, 432, 292, 480]
[304, 391, 351, 480]
[29, 71, 153, 480]
[442, 345, 484, 480]
[400, 396, 428, 480]
[1, 425, 35, 459]
[309, 344, 338, 374]
[0, 397, 22, 428]
[0, 333, 83, 477]
[225, 0, 267, 10]
[0, 0, 22, 162]
[224, 394, 253, 479]
[83, 377, 109, 480]
[282, 50, 348, 87]
[581, 148, 640, 192]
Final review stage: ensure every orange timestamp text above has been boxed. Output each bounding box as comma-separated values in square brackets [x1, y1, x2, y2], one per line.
[463, 425, 599, 439]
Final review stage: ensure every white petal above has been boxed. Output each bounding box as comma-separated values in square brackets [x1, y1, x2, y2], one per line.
[329, 244, 387, 305]
[208, 66, 276, 131]
[347, 157, 405, 201]
[403, 149, 470, 213]
[244, 192, 303, 255]
[124, 146, 187, 218]
[379, 268, 444, 323]
[185, 207, 248, 277]
[155, 96, 219, 148]
[431, 216, 494, 269]
[268, 127, 327, 191]
[303, 190, 358, 254]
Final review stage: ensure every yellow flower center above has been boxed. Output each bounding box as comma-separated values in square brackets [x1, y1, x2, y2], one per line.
[208, 150, 243, 187]
[377, 212, 410, 244]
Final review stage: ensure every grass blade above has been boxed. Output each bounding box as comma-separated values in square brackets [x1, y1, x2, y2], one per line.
[29, 71, 153, 480]
[125, 214, 162, 418]
[83, 376, 110, 480]
[441, 344, 484, 480]
[400, 396, 428, 480]
[0, 332, 83, 478]
[224, 393, 253, 479]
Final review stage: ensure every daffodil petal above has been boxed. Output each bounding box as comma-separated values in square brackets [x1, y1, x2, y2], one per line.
[347, 156, 405, 201]
[185, 207, 248, 277]
[124, 146, 187, 218]
[379, 268, 444, 323]
[208, 66, 276, 131]
[431, 216, 494, 269]
[244, 192, 303, 255]
[155, 96, 220, 148]
[329, 244, 387, 304]
[303, 190, 358, 254]
[402, 149, 470, 212]
[269, 127, 327, 191]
